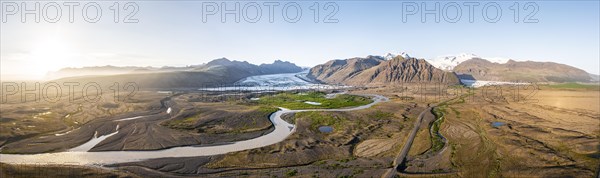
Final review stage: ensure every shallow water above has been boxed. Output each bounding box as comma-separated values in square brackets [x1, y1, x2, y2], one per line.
[115, 116, 146, 122]
[304, 101, 322, 105]
[318, 126, 333, 133]
[54, 129, 77, 136]
[491, 122, 506, 127]
[69, 129, 119, 152]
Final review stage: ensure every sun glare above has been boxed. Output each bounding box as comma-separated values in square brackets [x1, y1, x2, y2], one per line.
[28, 36, 74, 78]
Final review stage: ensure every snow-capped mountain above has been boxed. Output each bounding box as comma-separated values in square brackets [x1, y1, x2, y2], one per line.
[383, 52, 410, 60]
[484, 57, 511, 64]
[426, 53, 510, 71]
[426, 53, 478, 71]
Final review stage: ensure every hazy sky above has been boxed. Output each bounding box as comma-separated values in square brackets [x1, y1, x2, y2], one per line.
[1, 1, 599, 80]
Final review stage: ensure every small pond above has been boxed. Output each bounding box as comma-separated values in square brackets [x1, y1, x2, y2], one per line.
[318, 126, 333, 133]
[304, 101, 322, 105]
[491, 122, 506, 128]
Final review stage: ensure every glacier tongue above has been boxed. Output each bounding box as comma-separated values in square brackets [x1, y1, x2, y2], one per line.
[460, 79, 529, 88]
[199, 71, 348, 91]
[236, 72, 312, 87]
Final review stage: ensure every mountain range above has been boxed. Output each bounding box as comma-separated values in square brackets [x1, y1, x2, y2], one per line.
[47, 52, 597, 89]
[51, 59, 303, 89]
[424, 53, 591, 83]
[307, 52, 595, 85]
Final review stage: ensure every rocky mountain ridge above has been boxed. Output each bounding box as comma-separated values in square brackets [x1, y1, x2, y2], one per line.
[308, 55, 460, 86]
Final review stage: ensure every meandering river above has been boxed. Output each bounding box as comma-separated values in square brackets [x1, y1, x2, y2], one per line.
[0, 94, 388, 166]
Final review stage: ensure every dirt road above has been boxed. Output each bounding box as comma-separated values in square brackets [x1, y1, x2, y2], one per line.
[382, 105, 434, 178]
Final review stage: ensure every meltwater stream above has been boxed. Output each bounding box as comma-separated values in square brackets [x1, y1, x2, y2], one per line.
[0, 94, 387, 166]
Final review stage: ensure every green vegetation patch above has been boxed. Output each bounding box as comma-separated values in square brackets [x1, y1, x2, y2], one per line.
[255, 91, 371, 110]
[367, 110, 395, 120]
[430, 107, 446, 153]
[162, 108, 198, 129]
[285, 169, 298, 177]
[163, 106, 278, 131]
[428, 93, 471, 154]
[546, 82, 600, 90]
[295, 111, 346, 131]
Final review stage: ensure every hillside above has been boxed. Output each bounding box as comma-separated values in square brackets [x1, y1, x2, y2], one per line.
[453, 58, 591, 82]
[308, 55, 460, 86]
[308, 55, 385, 84]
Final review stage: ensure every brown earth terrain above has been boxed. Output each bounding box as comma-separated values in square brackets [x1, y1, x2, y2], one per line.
[454, 58, 592, 82]
[0, 91, 277, 153]
[1, 84, 598, 177]
[398, 86, 599, 177]
[109, 94, 424, 177]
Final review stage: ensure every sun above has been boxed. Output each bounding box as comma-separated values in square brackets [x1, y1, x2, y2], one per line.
[28, 36, 74, 78]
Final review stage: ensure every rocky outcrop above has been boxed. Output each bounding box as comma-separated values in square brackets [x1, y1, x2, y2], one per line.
[308, 55, 460, 86]
[308, 55, 384, 84]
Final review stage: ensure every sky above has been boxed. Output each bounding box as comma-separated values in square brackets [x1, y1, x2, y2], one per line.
[1, 0, 599, 80]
